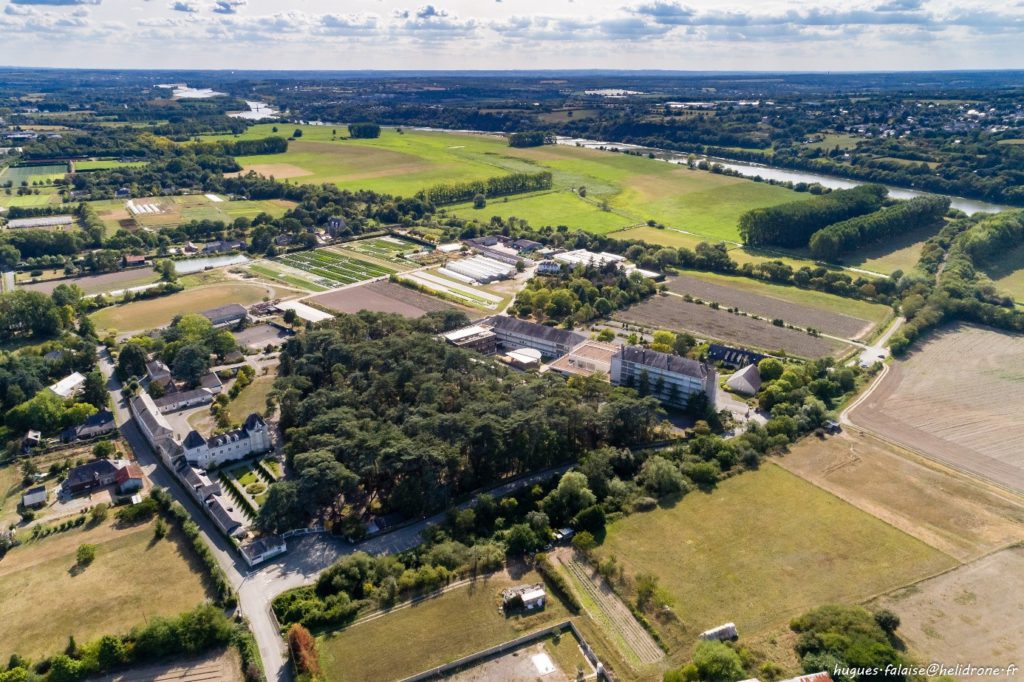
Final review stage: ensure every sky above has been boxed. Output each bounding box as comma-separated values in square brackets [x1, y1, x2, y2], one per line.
[0, 0, 1021, 71]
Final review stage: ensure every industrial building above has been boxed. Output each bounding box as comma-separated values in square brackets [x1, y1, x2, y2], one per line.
[441, 324, 497, 354]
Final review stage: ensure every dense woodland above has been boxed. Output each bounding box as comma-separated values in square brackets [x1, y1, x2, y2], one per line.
[808, 194, 950, 261]
[257, 311, 665, 533]
[739, 184, 888, 248]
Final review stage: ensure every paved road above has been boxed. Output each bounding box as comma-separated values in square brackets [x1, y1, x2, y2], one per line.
[101, 345, 569, 681]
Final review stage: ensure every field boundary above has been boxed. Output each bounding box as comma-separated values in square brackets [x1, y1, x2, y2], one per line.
[397, 620, 608, 682]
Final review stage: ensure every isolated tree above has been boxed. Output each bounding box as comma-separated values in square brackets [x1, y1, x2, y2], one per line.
[472, 193, 486, 209]
[117, 342, 148, 380]
[76, 543, 96, 567]
[81, 370, 108, 409]
[172, 344, 210, 387]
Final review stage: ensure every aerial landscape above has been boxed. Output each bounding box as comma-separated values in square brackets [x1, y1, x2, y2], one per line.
[1, 2, 1023, 682]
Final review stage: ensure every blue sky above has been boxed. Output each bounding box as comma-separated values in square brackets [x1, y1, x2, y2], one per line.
[0, 0, 1020, 70]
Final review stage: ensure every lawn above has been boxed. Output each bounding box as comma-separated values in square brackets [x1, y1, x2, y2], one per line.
[85, 195, 295, 233]
[228, 374, 276, 421]
[608, 225, 712, 250]
[90, 282, 274, 332]
[982, 241, 1024, 303]
[597, 464, 956, 642]
[448, 190, 635, 234]
[840, 222, 944, 275]
[0, 189, 64, 208]
[318, 569, 572, 682]
[0, 518, 210, 661]
[0, 164, 68, 185]
[213, 125, 799, 243]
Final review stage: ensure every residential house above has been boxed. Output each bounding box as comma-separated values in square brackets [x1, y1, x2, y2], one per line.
[21, 486, 47, 509]
[240, 536, 287, 567]
[48, 372, 86, 399]
[62, 459, 121, 495]
[181, 413, 271, 469]
[122, 254, 147, 268]
[154, 388, 214, 413]
[206, 494, 247, 538]
[199, 373, 223, 394]
[146, 360, 172, 387]
[610, 346, 717, 409]
[62, 409, 116, 442]
[114, 463, 145, 494]
[201, 303, 247, 328]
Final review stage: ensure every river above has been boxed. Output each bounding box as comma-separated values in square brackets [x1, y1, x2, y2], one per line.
[229, 101, 281, 121]
[554, 136, 1010, 216]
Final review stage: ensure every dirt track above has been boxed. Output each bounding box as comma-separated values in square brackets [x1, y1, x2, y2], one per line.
[848, 324, 1024, 494]
[87, 648, 241, 682]
[310, 279, 479, 319]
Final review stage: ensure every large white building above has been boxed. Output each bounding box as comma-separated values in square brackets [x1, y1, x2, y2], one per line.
[48, 372, 86, 399]
[182, 413, 271, 469]
[443, 255, 516, 284]
[130, 391, 179, 465]
[610, 346, 717, 409]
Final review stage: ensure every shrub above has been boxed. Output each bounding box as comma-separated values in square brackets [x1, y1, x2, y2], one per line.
[287, 623, 321, 680]
[76, 543, 97, 566]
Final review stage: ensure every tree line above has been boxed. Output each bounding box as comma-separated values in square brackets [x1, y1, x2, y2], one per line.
[418, 171, 553, 206]
[508, 131, 547, 147]
[808, 194, 950, 261]
[739, 184, 888, 248]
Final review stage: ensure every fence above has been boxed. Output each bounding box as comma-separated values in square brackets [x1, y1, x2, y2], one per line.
[397, 620, 611, 682]
[281, 525, 325, 539]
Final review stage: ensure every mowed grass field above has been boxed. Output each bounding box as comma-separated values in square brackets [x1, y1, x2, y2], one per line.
[596, 464, 956, 641]
[982, 241, 1024, 303]
[318, 570, 572, 682]
[212, 125, 799, 243]
[449, 189, 638, 234]
[91, 282, 277, 332]
[0, 518, 210, 661]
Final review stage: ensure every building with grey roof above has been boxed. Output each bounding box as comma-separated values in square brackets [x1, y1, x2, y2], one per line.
[483, 315, 586, 359]
[154, 388, 214, 413]
[610, 345, 717, 409]
[130, 391, 179, 465]
[201, 303, 247, 328]
[725, 364, 762, 396]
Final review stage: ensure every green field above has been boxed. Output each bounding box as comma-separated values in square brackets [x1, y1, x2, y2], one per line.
[982, 242, 1024, 303]
[318, 570, 572, 682]
[597, 464, 955, 642]
[449, 189, 636, 234]
[0, 189, 63, 208]
[73, 159, 147, 171]
[247, 263, 328, 292]
[0, 518, 210, 661]
[210, 125, 798, 243]
[228, 374, 276, 421]
[91, 282, 276, 332]
[277, 248, 395, 288]
[0, 164, 68, 185]
[802, 133, 862, 151]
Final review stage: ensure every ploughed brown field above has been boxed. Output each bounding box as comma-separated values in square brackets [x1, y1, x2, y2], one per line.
[309, 279, 479, 319]
[665, 274, 875, 339]
[615, 295, 848, 358]
[848, 323, 1024, 493]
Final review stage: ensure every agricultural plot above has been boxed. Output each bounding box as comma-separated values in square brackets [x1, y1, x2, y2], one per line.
[848, 323, 1024, 493]
[276, 248, 395, 288]
[400, 268, 504, 309]
[309, 279, 479, 319]
[73, 159, 147, 171]
[215, 125, 798, 243]
[20, 267, 160, 296]
[871, 547, 1024, 668]
[777, 432, 1024, 562]
[0, 518, 210, 661]
[89, 195, 295, 232]
[338, 236, 423, 267]
[596, 464, 956, 646]
[665, 272, 885, 339]
[615, 295, 847, 358]
[0, 189, 63, 209]
[317, 569, 573, 682]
